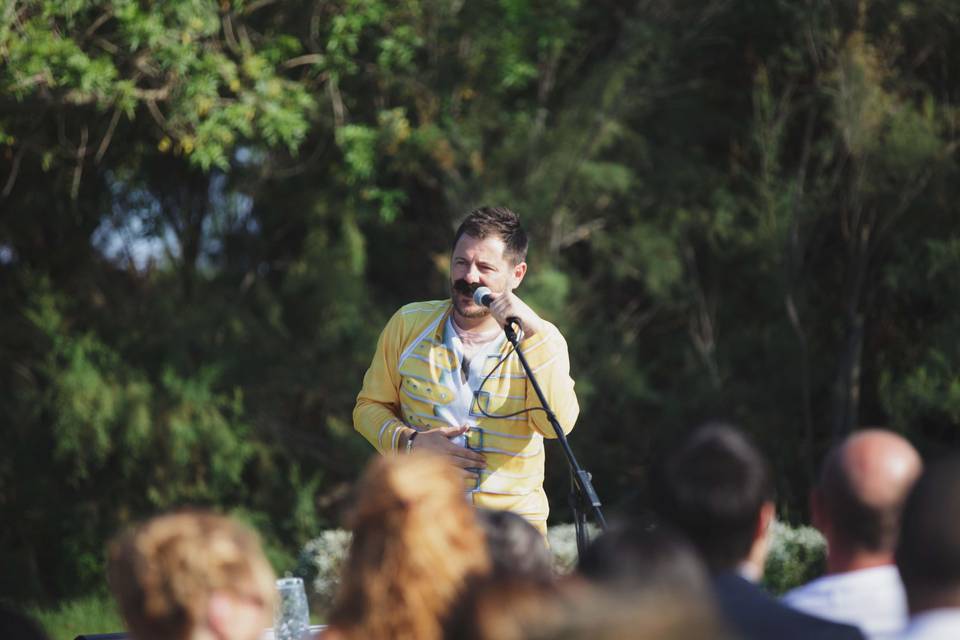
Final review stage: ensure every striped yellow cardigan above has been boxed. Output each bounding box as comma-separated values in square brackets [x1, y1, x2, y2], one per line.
[353, 299, 579, 533]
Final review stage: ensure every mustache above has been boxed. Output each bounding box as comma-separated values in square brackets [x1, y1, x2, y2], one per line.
[452, 279, 481, 296]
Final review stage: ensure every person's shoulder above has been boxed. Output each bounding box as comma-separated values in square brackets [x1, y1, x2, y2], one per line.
[782, 573, 837, 605]
[538, 317, 563, 335]
[395, 299, 449, 317]
[785, 565, 903, 604]
[382, 300, 449, 336]
[385, 300, 448, 325]
[523, 317, 567, 346]
[712, 573, 865, 640]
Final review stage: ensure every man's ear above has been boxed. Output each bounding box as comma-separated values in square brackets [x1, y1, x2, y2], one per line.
[512, 261, 527, 287]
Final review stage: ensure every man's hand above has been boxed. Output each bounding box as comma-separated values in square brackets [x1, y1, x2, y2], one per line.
[412, 425, 487, 478]
[485, 290, 543, 338]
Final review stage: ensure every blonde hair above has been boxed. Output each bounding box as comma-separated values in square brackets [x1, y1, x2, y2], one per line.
[329, 453, 491, 640]
[107, 510, 277, 640]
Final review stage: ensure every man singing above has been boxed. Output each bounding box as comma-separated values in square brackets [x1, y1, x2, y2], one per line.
[353, 206, 579, 534]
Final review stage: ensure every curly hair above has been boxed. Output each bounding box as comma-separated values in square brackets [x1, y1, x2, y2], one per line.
[106, 510, 276, 640]
[328, 453, 491, 640]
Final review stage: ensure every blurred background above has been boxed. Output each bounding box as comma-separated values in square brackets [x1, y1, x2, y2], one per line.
[3, 0, 960, 621]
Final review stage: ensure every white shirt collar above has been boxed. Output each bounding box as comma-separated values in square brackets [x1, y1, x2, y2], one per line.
[902, 608, 960, 640]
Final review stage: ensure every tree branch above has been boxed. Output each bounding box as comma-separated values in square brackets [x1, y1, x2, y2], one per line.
[282, 54, 324, 70]
[95, 106, 123, 164]
[146, 99, 169, 132]
[2, 144, 26, 198]
[327, 76, 346, 128]
[222, 14, 243, 55]
[83, 10, 113, 41]
[71, 126, 88, 201]
[93, 36, 119, 54]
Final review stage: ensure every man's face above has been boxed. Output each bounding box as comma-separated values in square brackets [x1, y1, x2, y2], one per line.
[450, 234, 525, 320]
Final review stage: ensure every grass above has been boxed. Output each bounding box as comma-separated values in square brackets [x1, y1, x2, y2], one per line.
[23, 593, 325, 639]
[27, 594, 123, 640]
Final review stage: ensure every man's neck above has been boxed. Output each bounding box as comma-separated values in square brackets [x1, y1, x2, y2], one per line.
[826, 545, 895, 574]
[452, 309, 499, 333]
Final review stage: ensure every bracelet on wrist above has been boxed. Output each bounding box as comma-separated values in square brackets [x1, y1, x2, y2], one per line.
[405, 430, 418, 454]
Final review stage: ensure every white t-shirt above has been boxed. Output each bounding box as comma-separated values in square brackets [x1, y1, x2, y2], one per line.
[899, 609, 960, 640]
[782, 565, 907, 639]
[449, 317, 502, 377]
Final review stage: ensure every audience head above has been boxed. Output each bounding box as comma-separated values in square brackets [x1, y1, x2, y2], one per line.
[445, 574, 729, 640]
[444, 574, 565, 640]
[329, 452, 490, 640]
[106, 510, 276, 640]
[531, 589, 731, 640]
[813, 428, 922, 566]
[652, 422, 775, 574]
[577, 520, 711, 599]
[896, 454, 960, 614]
[476, 508, 553, 580]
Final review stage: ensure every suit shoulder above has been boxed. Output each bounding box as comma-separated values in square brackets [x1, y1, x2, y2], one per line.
[712, 574, 865, 640]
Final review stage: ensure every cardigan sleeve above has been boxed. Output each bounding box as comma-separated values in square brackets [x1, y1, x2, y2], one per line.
[353, 309, 408, 453]
[518, 322, 579, 438]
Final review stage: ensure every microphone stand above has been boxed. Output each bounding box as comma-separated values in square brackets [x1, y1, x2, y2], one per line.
[503, 320, 607, 556]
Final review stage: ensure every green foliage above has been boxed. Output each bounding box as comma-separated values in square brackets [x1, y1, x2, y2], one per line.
[3, 0, 960, 607]
[880, 350, 960, 426]
[27, 595, 122, 640]
[0, 0, 318, 172]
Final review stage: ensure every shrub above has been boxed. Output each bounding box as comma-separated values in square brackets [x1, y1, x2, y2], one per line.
[294, 520, 826, 611]
[762, 520, 826, 595]
[547, 522, 601, 574]
[294, 528, 353, 611]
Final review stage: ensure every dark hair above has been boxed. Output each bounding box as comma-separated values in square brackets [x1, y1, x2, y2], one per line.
[896, 455, 960, 606]
[577, 521, 710, 598]
[452, 206, 528, 265]
[819, 445, 901, 552]
[442, 574, 561, 640]
[476, 509, 553, 580]
[651, 423, 774, 572]
[444, 574, 729, 640]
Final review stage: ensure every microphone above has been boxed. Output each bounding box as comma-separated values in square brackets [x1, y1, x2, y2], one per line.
[473, 286, 495, 307]
[473, 286, 521, 333]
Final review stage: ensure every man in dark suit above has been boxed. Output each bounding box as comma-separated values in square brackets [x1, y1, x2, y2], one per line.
[652, 423, 865, 640]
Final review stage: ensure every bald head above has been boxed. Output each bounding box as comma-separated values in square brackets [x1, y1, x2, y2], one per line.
[817, 429, 922, 554]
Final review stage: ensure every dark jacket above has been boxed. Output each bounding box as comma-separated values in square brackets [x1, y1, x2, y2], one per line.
[712, 572, 866, 640]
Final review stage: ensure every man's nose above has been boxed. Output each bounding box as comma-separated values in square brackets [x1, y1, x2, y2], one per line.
[464, 263, 481, 283]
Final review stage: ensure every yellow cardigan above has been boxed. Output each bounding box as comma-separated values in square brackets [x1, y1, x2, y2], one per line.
[353, 300, 579, 533]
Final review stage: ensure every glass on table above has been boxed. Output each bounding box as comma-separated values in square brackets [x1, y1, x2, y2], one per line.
[273, 577, 311, 640]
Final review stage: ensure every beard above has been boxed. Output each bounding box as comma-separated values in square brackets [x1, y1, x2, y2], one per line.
[451, 279, 490, 319]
